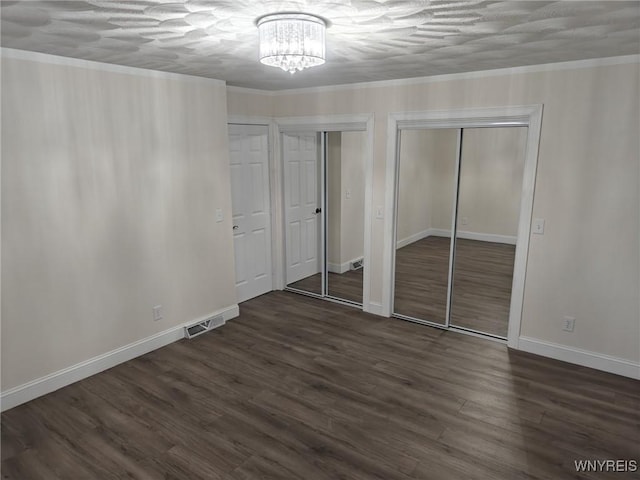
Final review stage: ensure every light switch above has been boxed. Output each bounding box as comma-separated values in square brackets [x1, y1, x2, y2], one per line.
[215, 208, 223, 223]
[532, 218, 545, 234]
[376, 206, 383, 219]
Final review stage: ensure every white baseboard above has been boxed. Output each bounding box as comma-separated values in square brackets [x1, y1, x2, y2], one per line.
[518, 336, 640, 380]
[396, 229, 431, 249]
[427, 228, 452, 239]
[0, 304, 239, 412]
[397, 228, 516, 248]
[457, 230, 517, 245]
[328, 256, 364, 274]
[328, 261, 349, 274]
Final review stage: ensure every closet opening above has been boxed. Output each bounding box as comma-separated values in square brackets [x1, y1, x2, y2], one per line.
[384, 106, 543, 346]
[278, 115, 374, 310]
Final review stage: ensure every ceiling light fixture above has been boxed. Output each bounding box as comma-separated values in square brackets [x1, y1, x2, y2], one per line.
[257, 13, 326, 74]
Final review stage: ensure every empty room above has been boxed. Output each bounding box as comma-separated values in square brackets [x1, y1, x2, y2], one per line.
[1, 1, 639, 479]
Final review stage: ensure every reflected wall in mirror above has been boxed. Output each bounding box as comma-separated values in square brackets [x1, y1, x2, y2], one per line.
[283, 132, 323, 295]
[393, 128, 458, 325]
[450, 127, 528, 337]
[326, 131, 366, 304]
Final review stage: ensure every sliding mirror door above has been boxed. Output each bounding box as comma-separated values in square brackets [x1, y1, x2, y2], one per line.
[393, 128, 459, 326]
[283, 132, 324, 295]
[326, 131, 366, 305]
[450, 127, 528, 337]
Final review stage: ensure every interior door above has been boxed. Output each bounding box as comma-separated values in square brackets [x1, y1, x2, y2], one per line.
[228, 124, 273, 303]
[326, 131, 366, 304]
[393, 128, 459, 326]
[449, 126, 528, 338]
[283, 132, 322, 293]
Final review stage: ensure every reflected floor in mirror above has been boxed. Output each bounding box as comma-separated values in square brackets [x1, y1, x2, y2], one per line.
[288, 269, 363, 304]
[394, 236, 515, 337]
[394, 237, 451, 324]
[450, 238, 516, 337]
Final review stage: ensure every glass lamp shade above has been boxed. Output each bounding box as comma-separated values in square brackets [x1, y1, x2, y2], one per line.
[257, 13, 326, 74]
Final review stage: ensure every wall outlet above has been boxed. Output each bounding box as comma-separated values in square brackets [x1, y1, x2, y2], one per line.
[562, 316, 575, 332]
[461, 216, 469, 226]
[153, 305, 163, 322]
[345, 189, 351, 199]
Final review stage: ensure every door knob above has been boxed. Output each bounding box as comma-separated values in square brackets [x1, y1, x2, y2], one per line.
[233, 225, 239, 230]
[314, 208, 322, 214]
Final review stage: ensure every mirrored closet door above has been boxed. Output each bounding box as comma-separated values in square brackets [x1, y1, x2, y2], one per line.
[393, 128, 459, 327]
[392, 125, 528, 339]
[283, 130, 367, 306]
[283, 132, 324, 296]
[450, 127, 528, 337]
[326, 131, 366, 305]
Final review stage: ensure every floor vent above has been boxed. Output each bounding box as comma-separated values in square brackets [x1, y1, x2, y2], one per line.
[184, 315, 224, 339]
[350, 259, 364, 270]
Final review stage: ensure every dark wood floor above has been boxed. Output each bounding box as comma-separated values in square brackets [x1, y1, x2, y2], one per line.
[393, 237, 451, 324]
[288, 269, 364, 304]
[289, 237, 514, 337]
[450, 238, 515, 336]
[394, 236, 515, 337]
[3, 291, 639, 479]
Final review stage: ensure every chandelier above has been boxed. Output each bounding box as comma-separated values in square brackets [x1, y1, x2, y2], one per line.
[257, 13, 326, 74]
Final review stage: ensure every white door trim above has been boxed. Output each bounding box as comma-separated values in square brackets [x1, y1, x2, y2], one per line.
[382, 105, 543, 349]
[227, 116, 282, 293]
[275, 114, 375, 312]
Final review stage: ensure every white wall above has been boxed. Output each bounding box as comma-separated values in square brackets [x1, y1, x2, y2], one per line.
[457, 127, 527, 237]
[227, 59, 640, 368]
[396, 130, 433, 243]
[327, 132, 342, 266]
[397, 128, 458, 243]
[396, 127, 526, 242]
[339, 131, 366, 265]
[1, 53, 237, 393]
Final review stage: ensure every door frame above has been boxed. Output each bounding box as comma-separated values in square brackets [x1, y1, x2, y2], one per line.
[382, 105, 543, 348]
[275, 114, 375, 313]
[227, 116, 281, 293]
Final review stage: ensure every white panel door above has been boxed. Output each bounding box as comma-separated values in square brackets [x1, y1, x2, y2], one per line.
[283, 133, 321, 285]
[228, 124, 272, 303]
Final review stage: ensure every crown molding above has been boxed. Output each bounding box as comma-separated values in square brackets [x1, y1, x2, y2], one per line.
[0, 47, 227, 86]
[227, 54, 640, 97]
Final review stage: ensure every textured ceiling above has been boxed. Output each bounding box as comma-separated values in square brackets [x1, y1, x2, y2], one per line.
[1, 1, 639, 90]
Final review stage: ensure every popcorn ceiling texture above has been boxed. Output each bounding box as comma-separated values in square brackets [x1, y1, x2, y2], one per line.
[1, 0, 639, 90]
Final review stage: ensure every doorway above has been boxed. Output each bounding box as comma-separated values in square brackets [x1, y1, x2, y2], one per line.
[384, 106, 543, 345]
[278, 115, 373, 309]
[282, 130, 368, 306]
[228, 123, 273, 303]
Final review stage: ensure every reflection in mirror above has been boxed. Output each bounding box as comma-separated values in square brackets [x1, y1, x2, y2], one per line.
[326, 131, 366, 304]
[393, 128, 458, 325]
[283, 132, 323, 295]
[450, 127, 528, 337]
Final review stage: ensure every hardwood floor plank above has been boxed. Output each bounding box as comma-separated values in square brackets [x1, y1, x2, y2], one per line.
[3, 291, 638, 479]
[393, 236, 515, 337]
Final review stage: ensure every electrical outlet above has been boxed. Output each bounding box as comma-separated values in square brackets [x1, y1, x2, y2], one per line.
[153, 305, 163, 322]
[461, 217, 469, 226]
[562, 316, 575, 332]
[345, 189, 351, 199]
